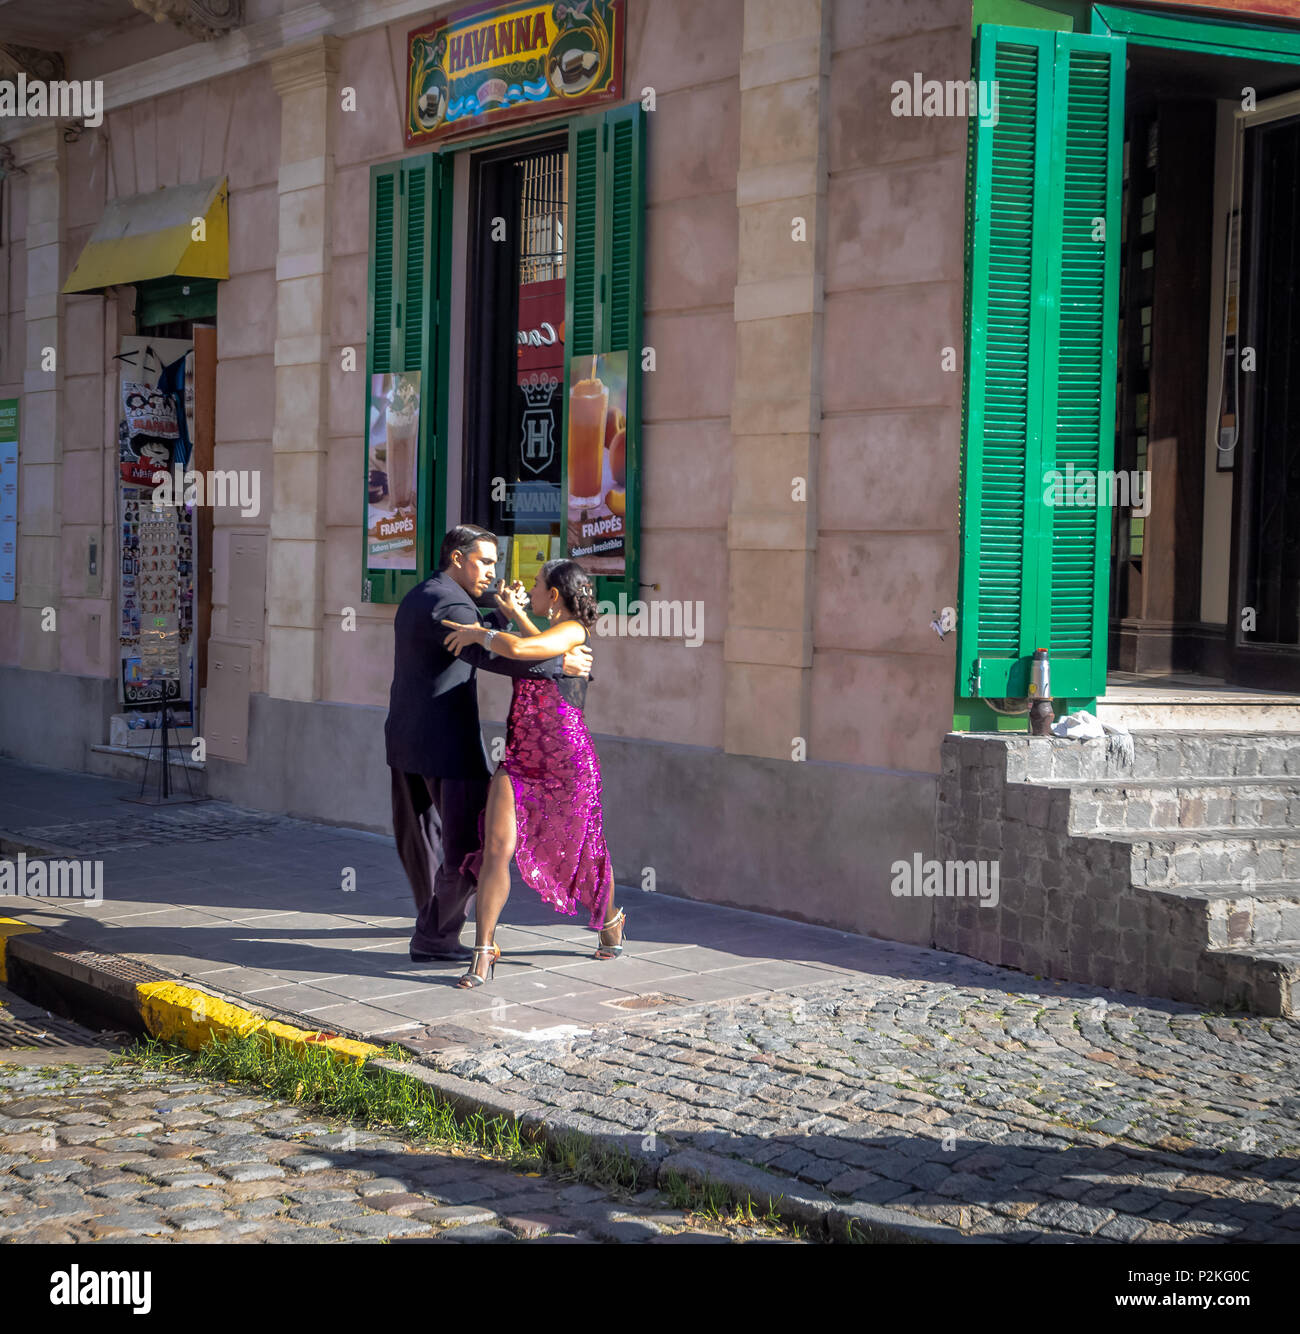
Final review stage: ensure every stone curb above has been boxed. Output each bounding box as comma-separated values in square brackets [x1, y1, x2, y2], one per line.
[0, 915, 382, 1067]
[1, 917, 982, 1243]
[366, 1058, 993, 1244]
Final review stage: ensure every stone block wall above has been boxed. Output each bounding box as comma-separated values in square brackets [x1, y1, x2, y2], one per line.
[934, 733, 1300, 1015]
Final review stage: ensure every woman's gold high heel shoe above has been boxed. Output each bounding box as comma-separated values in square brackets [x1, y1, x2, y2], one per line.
[593, 909, 627, 960]
[457, 942, 500, 988]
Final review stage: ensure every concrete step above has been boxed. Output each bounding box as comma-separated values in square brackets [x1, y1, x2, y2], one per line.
[1088, 827, 1300, 889]
[1036, 779, 1300, 835]
[86, 743, 207, 797]
[1095, 698, 1300, 733]
[1201, 940, 1300, 1017]
[1147, 882, 1300, 949]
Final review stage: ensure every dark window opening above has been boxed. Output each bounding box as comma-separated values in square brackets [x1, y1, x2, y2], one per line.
[462, 136, 568, 578]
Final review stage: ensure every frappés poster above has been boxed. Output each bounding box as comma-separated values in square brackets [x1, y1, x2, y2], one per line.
[566, 352, 627, 576]
[368, 371, 421, 570]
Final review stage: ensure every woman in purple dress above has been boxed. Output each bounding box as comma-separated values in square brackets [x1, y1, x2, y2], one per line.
[441, 558, 624, 988]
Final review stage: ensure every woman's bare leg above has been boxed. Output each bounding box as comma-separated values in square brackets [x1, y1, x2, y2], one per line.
[601, 862, 618, 927]
[596, 859, 623, 955]
[463, 772, 516, 983]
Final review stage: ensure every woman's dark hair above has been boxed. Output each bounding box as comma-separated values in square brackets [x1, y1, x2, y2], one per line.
[438, 523, 496, 571]
[541, 558, 598, 629]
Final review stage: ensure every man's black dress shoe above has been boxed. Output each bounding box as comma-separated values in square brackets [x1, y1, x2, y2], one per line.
[410, 944, 474, 963]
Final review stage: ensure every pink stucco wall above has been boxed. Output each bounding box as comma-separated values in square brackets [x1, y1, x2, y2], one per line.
[810, 0, 968, 774]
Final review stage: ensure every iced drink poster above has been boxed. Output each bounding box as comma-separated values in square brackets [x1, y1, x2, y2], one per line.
[566, 351, 627, 576]
[368, 371, 421, 571]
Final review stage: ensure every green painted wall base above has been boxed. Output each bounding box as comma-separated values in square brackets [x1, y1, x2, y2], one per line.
[953, 697, 1097, 731]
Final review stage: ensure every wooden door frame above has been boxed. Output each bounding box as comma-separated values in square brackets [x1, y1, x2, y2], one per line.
[1092, 7, 1300, 690]
[1226, 102, 1300, 690]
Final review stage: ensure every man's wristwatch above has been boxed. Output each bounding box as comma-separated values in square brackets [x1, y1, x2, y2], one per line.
[483, 628, 498, 654]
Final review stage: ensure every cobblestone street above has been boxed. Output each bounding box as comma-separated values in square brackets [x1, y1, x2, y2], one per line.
[0, 989, 796, 1245]
[4, 762, 1300, 1246]
[431, 968, 1300, 1243]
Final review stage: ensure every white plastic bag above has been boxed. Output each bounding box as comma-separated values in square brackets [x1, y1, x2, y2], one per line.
[1052, 710, 1104, 739]
[1051, 709, 1134, 767]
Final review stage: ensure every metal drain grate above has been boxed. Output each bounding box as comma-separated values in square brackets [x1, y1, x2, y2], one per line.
[9, 807, 288, 854]
[0, 1015, 118, 1049]
[35, 934, 173, 986]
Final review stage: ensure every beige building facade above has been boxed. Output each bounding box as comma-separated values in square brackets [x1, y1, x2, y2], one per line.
[0, 0, 978, 945]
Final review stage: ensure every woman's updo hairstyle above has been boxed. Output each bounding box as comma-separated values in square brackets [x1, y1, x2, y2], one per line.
[540, 558, 598, 629]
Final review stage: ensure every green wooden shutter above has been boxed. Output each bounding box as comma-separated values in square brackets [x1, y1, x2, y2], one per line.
[957, 26, 1124, 700]
[364, 153, 452, 604]
[564, 103, 645, 601]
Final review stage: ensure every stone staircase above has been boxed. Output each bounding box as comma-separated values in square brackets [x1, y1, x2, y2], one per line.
[935, 732, 1300, 1016]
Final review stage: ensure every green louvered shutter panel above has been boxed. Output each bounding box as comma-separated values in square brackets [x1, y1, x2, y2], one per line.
[364, 154, 451, 604]
[369, 166, 399, 377]
[1042, 35, 1124, 697]
[568, 118, 602, 364]
[564, 104, 645, 600]
[957, 26, 1123, 699]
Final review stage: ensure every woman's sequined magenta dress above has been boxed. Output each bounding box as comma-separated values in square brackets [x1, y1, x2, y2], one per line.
[467, 626, 612, 927]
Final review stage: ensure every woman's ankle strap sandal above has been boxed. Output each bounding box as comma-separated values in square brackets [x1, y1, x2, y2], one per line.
[457, 942, 500, 988]
[593, 909, 626, 960]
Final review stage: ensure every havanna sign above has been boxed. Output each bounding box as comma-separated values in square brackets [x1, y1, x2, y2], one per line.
[406, 0, 625, 146]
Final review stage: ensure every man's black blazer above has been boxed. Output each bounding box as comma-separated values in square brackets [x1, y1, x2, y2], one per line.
[384, 570, 567, 779]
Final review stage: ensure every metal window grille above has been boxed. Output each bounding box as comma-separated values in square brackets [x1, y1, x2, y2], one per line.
[518, 149, 567, 285]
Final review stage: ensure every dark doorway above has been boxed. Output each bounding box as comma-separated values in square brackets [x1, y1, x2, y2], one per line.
[462, 135, 568, 584]
[1228, 113, 1300, 691]
[1109, 91, 1216, 676]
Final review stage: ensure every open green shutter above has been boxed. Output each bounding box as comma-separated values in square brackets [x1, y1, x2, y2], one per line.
[957, 25, 1123, 699]
[568, 119, 602, 363]
[369, 166, 399, 377]
[1044, 35, 1124, 695]
[364, 154, 451, 604]
[564, 104, 645, 599]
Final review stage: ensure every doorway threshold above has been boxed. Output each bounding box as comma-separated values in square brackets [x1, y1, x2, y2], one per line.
[1097, 672, 1300, 731]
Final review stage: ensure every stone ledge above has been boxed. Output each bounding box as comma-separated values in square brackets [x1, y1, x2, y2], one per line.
[269, 36, 342, 99]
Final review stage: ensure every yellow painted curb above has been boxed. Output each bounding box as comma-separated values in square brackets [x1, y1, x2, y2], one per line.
[136, 980, 381, 1065]
[0, 917, 40, 985]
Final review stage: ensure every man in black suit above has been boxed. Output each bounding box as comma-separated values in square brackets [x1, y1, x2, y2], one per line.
[386, 524, 592, 962]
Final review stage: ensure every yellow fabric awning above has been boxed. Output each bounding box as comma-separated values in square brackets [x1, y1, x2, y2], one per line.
[63, 176, 228, 294]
